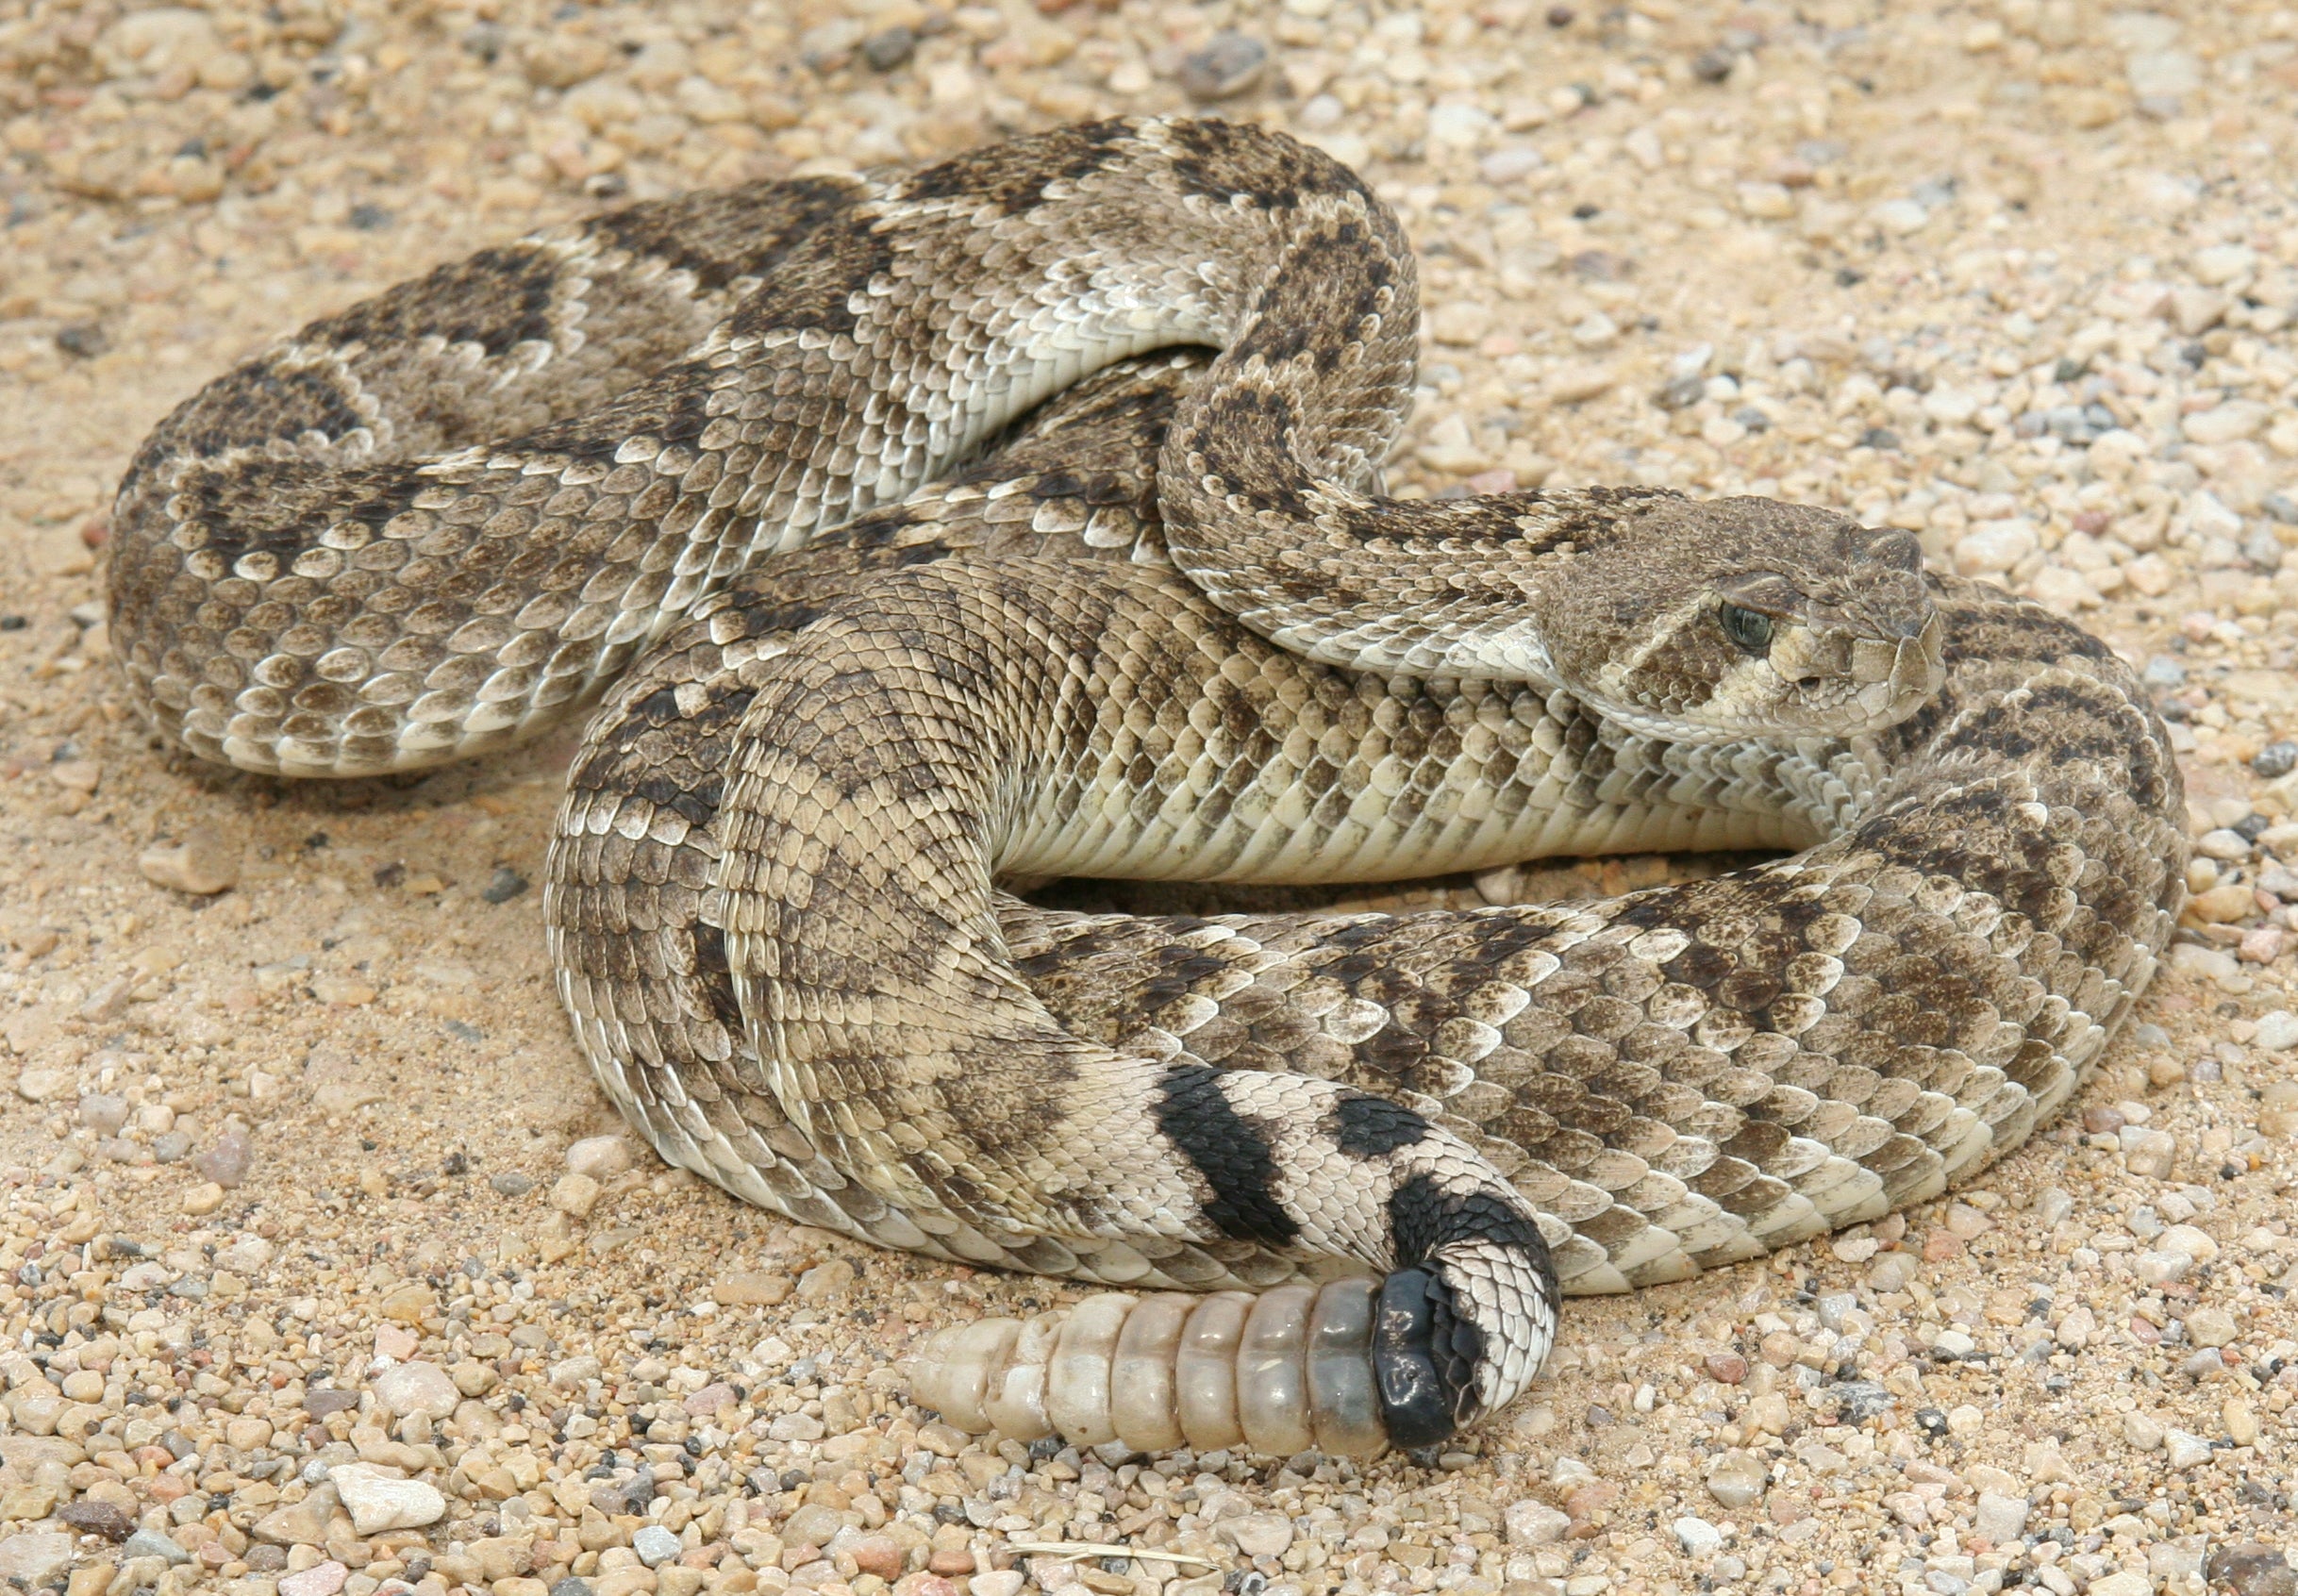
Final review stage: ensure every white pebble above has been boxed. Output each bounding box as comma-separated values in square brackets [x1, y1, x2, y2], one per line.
[2134, 1250, 2191, 1286]
[1546, 362, 1615, 403]
[2251, 1010, 2298, 1051]
[567, 1134, 634, 1180]
[373, 1361, 458, 1421]
[2161, 1430, 2214, 1470]
[1705, 1450, 1767, 1509]
[2157, 1222, 2219, 1263]
[2191, 243, 2257, 284]
[1973, 1489, 2028, 1542]
[1506, 1501, 1570, 1546]
[2183, 402, 2268, 445]
[1955, 518, 2038, 576]
[1224, 1512, 1294, 1558]
[2122, 1126, 2178, 1179]
[1921, 387, 1981, 425]
[633, 1525, 683, 1567]
[138, 828, 241, 895]
[1571, 312, 1620, 349]
[1871, 198, 1929, 235]
[2180, 490, 2245, 540]
[330, 1466, 445, 1534]
[1674, 1516, 1725, 1557]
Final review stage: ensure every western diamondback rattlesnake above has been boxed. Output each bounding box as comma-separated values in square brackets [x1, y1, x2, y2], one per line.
[110, 117, 2186, 1455]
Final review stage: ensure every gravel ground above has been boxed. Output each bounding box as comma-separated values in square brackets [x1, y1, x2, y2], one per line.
[4, 3, 2298, 1596]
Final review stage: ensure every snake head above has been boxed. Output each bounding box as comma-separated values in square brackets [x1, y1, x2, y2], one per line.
[1542, 495, 1946, 743]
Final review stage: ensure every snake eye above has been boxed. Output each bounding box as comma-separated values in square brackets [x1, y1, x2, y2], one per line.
[1719, 602, 1774, 654]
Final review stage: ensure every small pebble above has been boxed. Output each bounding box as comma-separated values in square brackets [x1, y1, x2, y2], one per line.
[77, 1092, 129, 1135]
[278, 1561, 350, 1596]
[2207, 1545, 2298, 1596]
[860, 26, 916, 71]
[192, 1123, 254, 1188]
[1705, 1450, 1767, 1508]
[374, 1360, 459, 1420]
[1505, 1500, 1570, 1546]
[711, 1270, 792, 1306]
[1866, 1252, 1919, 1292]
[2162, 1430, 2214, 1470]
[181, 1181, 225, 1216]
[331, 1466, 446, 1533]
[1673, 1515, 1725, 1557]
[1178, 31, 1267, 100]
[58, 1499, 133, 1541]
[122, 1529, 191, 1565]
[797, 1257, 857, 1301]
[137, 827, 241, 894]
[1225, 1512, 1293, 1558]
[2185, 1305, 2238, 1347]
[2253, 1009, 2298, 1051]
[552, 1172, 603, 1218]
[482, 866, 530, 903]
[2196, 826, 2252, 861]
[1832, 1381, 1893, 1423]
[566, 1134, 633, 1180]
[1972, 1489, 2027, 1542]
[632, 1524, 682, 1567]
[2123, 1126, 2178, 1179]
[0, 1534, 74, 1588]
[2225, 1397, 2258, 1447]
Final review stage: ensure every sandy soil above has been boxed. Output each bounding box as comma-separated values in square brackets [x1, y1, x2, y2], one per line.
[1, 3, 2295, 1596]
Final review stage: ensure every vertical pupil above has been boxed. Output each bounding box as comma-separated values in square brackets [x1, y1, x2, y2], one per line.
[1724, 605, 1771, 651]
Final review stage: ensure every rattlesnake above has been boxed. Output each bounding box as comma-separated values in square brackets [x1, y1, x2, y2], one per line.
[110, 118, 2186, 1456]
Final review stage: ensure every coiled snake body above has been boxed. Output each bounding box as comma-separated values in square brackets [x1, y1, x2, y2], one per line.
[111, 119, 2186, 1455]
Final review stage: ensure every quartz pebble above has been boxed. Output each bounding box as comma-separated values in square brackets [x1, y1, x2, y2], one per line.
[1704, 1450, 1766, 1509]
[192, 1122, 253, 1187]
[0, 1533, 73, 1587]
[138, 828, 241, 894]
[566, 1134, 634, 1181]
[331, 1466, 446, 1533]
[2251, 1008, 2298, 1053]
[1224, 1512, 1294, 1557]
[1673, 1516, 1724, 1557]
[2161, 1430, 2214, 1470]
[632, 1524, 682, 1567]
[375, 1360, 459, 1420]
[1505, 1500, 1570, 1546]
[278, 1561, 350, 1596]
[1973, 1489, 2027, 1542]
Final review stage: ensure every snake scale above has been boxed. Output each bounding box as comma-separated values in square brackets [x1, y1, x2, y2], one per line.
[109, 118, 2187, 1455]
